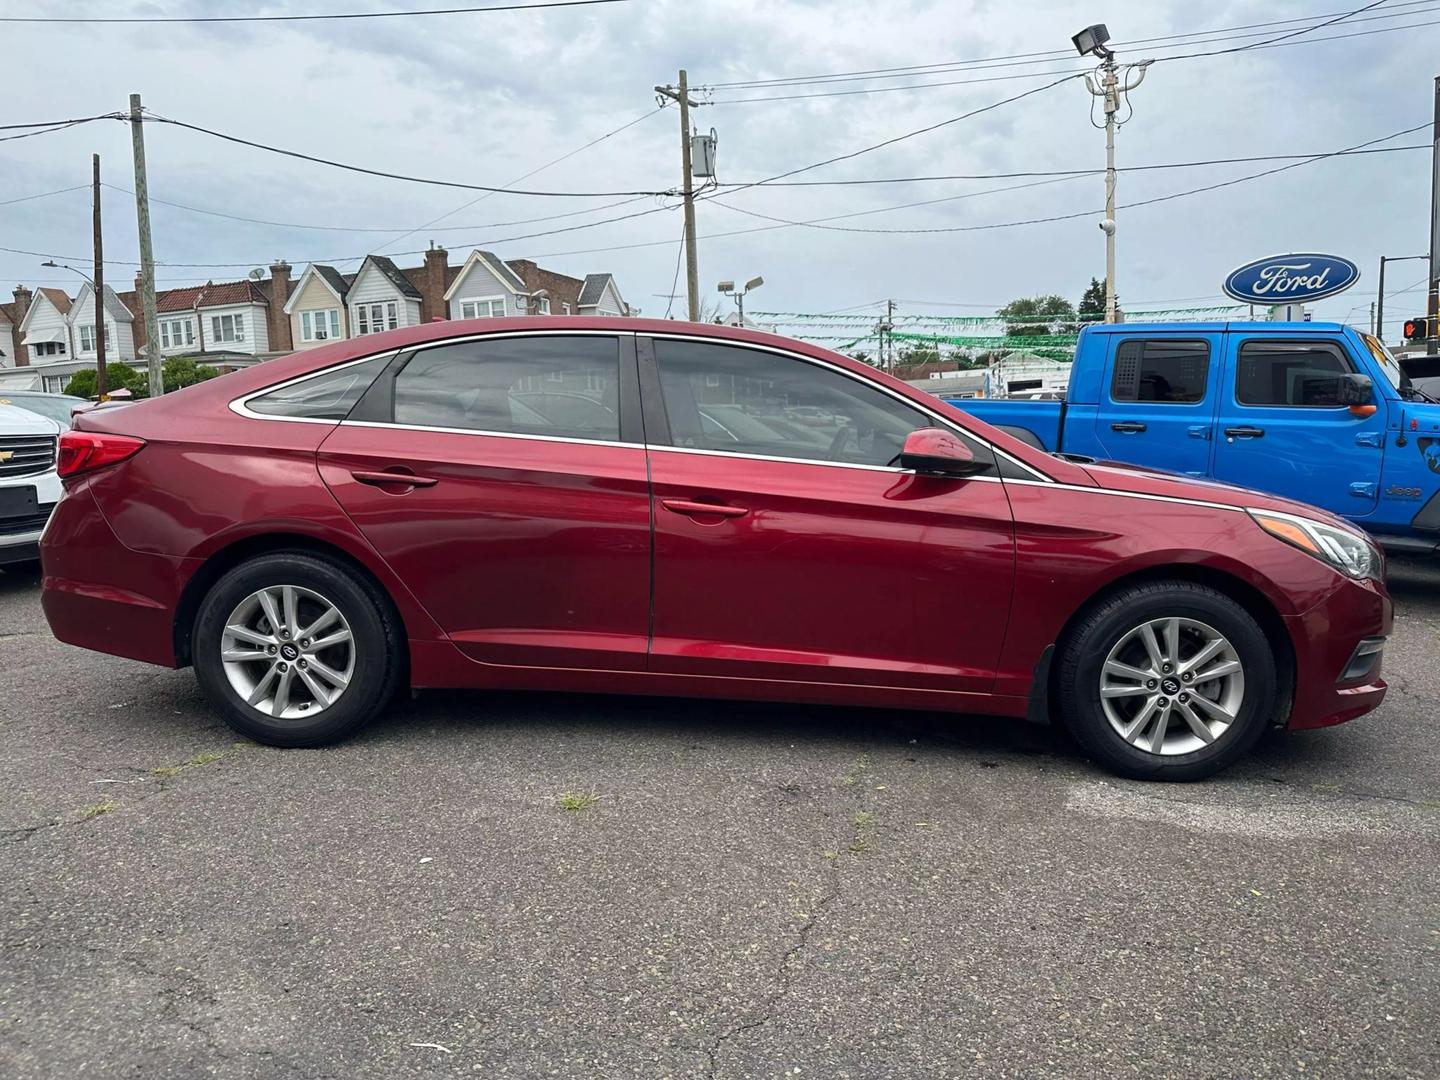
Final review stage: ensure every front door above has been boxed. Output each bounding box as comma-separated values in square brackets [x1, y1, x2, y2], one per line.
[1213, 335, 1387, 517]
[641, 335, 1016, 693]
[1093, 333, 1220, 477]
[316, 332, 652, 670]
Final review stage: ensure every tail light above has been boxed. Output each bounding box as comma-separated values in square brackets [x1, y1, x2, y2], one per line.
[56, 431, 147, 479]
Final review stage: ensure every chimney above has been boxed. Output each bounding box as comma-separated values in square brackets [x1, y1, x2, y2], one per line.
[421, 244, 448, 323]
[10, 286, 32, 367]
[267, 260, 293, 352]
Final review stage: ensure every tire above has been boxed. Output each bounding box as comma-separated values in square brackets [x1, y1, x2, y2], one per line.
[191, 552, 404, 747]
[1056, 580, 1276, 781]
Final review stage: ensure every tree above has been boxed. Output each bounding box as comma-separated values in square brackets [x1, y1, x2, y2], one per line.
[1077, 277, 1106, 323]
[997, 294, 1075, 338]
[64, 362, 149, 400]
[162, 356, 221, 394]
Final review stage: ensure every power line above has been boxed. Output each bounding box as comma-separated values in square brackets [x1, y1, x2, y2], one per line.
[1149, 0, 1390, 62]
[703, 1, 1434, 90]
[0, 0, 630, 24]
[0, 184, 89, 207]
[138, 113, 677, 198]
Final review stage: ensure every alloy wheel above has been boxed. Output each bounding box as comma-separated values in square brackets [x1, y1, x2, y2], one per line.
[1098, 616, 1246, 756]
[220, 585, 355, 720]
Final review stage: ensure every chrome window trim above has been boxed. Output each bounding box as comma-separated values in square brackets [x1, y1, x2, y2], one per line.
[647, 442, 1002, 480]
[1003, 477, 1243, 513]
[644, 329, 1053, 482]
[229, 350, 400, 423]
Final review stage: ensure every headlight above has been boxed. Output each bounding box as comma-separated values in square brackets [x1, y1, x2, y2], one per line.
[1248, 508, 1381, 580]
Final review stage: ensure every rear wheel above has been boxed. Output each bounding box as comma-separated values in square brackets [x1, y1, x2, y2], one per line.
[1057, 580, 1276, 781]
[192, 552, 403, 747]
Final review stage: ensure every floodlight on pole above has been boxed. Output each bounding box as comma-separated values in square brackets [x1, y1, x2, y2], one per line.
[1071, 23, 1111, 58]
[719, 276, 764, 327]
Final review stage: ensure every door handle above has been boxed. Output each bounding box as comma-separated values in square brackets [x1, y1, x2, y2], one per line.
[1111, 421, 1147, 433]
[352, 470, 439, 489]
[661, 499, 748, 519]
[1223, 426, 1266, 440]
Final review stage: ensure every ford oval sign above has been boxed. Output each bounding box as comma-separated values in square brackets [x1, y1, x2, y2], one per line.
[1223, 253, 1360, 305]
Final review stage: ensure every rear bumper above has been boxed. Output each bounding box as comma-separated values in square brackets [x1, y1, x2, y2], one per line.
[1284, 576, 1392, 731]
[39, 485, 196, 667]
[0, 535, 41, 566]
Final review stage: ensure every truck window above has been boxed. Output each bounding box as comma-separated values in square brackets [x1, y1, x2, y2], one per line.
[1111, 340, 1209, 403]
[1235, 341, 1353, 407]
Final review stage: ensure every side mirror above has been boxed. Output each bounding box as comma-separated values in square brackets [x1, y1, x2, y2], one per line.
[1340, 372, 1375, 416]
[899, 427, 982, 477]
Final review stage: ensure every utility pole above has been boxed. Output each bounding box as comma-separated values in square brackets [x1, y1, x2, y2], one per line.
[1078, 27, 1148, 324]
[655, 71, 705, 321]
[1428, 74, 1440, 356]
[875, 300, 896, 371]
[92, 153, 107, 400]
[129, 93, 163, 397]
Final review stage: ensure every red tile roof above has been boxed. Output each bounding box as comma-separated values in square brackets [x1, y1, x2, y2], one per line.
[117, 279, 269, 317]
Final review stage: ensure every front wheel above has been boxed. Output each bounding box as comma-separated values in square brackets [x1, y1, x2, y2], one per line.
[1057, 580, 1277, 781]
[192, 552, 403, 747]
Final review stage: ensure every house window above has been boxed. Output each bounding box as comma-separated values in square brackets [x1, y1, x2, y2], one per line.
[43, 374, 69, 393]
[34, 341, 66, 358]
[160, 317, 195, 350]
[354, 301, 399, 335]
[562, 303, 572, 316]
[210, 313, 246, 344]
[535, 297, 551, 315]
[459, 297, 505, 319]
[301, 308, 341, 342]
[79, 324, 96, 352]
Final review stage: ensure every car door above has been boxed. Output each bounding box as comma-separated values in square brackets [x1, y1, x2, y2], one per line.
[640, 334, 1016, 693]
[1213, 335, 1386, 517]
[1092, 334, 1220, 477]
[315, 331, 653, 670]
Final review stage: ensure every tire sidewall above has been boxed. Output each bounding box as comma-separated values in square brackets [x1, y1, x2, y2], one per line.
[192, 553, 396, 747]
[1063, 586, 1276, 781]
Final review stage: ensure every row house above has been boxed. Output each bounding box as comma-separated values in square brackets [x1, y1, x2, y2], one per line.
[0, 247, 629, 392]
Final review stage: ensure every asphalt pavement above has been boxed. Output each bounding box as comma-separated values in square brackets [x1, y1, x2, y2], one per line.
[2, 560, 1438, 1079]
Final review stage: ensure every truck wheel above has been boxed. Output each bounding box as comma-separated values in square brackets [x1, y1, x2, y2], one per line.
[191, 552, 404, 747]
[1057, 580, 1276, 781]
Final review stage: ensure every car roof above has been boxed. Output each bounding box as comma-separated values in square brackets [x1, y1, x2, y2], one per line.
[1082, 320, 1354, 334]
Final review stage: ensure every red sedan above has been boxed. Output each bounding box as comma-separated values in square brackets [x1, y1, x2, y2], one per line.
[40, 318, 1390, 780]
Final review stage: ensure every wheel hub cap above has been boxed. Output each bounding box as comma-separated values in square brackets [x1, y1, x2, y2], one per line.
[1099, 616, 1245, 757]
[220, 584, 355, 720]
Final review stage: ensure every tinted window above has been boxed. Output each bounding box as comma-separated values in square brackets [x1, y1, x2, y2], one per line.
[1236, 341, 1354, 406]
[248, 355, 389, 420]
[394, 336, 620, 441]
[1111, 339, 1210, 403]
[653, 339, 966, 468]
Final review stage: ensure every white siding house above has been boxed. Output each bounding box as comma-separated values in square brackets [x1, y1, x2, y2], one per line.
[444, 250, 528, 320]
[70, 283, 137, 363]
[199, 302, 269, 354]
[577, 273, 628, 316]
[348, 255, 422, 335]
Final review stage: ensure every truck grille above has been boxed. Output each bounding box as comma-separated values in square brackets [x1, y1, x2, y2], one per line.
[0, 504, 53, 538]
[0, 435, 57, 478]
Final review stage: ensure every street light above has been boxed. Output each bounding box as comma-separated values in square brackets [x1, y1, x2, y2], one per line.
[719, 276, 764, 327]
[41, 260, 107, 398]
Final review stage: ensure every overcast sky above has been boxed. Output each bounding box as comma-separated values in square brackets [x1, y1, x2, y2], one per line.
[1, 0, 1434, 337]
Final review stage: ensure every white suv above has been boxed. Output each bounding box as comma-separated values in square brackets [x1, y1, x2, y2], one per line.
[0, 403, 63, 570]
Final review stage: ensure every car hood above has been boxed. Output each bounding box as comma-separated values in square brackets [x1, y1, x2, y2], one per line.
[0, 404, 61, 437]
[1079, 458, 1357, 531]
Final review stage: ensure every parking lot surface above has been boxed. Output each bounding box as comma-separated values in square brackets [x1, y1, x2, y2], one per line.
[2, 560, 1438, 1079]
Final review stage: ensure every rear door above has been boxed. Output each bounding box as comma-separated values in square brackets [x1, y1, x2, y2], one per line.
[1092, 333, 1220, 477]
[640, 334, 1016, 694]
[1213, 335, 1386, 516]
[315, 331, 653, 670]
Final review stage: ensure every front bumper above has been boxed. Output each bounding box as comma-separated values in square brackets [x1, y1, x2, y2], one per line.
[1283, 577, 1392, 730]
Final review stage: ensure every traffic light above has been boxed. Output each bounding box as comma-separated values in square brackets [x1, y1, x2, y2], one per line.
[1403, 316, 1431, 340]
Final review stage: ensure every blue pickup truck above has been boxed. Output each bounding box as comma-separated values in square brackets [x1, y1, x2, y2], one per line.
[956, 321, 1440, 555]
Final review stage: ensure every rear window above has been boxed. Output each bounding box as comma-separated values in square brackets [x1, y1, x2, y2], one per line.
[247, 355, 389, 420]
[1111, 339, 1210, 403]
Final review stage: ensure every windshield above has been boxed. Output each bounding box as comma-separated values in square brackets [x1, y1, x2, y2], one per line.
[0, 395, 80, 429]
[1361, 333, 1409, 392]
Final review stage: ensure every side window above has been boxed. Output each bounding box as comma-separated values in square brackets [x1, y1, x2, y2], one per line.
[1236, 341, 1354, 407]
[393, 335, 620, 441]
[1111, 339, 1210, 403]
[247, 355, 390, 420]
[652, 339, 982, 469]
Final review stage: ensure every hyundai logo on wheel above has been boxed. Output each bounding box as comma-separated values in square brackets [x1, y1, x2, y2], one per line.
[1223, 253, 1360, 305]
